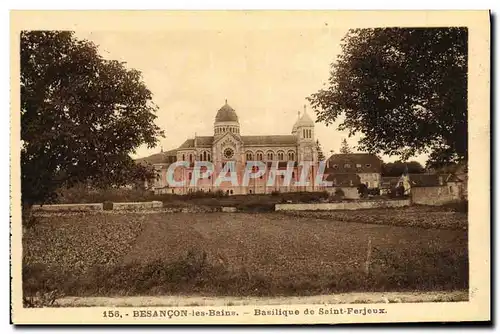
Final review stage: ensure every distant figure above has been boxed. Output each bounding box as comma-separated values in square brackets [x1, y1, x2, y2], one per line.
[401, 165, 411, 196]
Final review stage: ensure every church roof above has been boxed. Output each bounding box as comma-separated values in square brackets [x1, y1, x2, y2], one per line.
[295, 111, 315, 127]
[241, 135, 297, 146]
[292, 109, 314, 133]
[135, 149, 177, 164]
[179, 136, 214, 148]
[215, 102, 239, 122]
[177, 135, 297, 149]
[300, 111, 314, 124]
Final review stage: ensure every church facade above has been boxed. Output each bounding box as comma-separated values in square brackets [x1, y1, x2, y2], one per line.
[141, 101, 322, 195]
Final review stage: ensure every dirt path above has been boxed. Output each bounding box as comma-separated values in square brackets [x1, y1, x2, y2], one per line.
[57, 290, 468, 307]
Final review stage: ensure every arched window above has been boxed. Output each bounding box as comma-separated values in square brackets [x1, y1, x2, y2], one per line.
[208, 153, 211, 161]
[189, 154, 193, 163]
[203, 151, 207, 161]
[267, 151, 274, 160]
[199, 153, 203, 161]
[277, 151, 284, 160]
[182, 154, 185, 161]
[288, 151, 295, 161]
[246, 152, 253, 160]
[256, 152, 263, 161]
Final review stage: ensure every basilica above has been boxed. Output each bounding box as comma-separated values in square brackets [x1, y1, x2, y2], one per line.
[139, 101, 321, 194]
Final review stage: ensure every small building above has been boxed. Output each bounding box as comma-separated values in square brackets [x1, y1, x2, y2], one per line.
[379, 172, 467, 205]
[325, 153, 383, 189]
[324, 173, 361, 199]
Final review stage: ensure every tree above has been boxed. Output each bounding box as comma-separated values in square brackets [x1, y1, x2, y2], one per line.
[21, 31, 164, 206]
[316, 140, 326, 161]
[357, 183, 368, 198]
[339, 138, 352, 154]
[308, 28, 467, 164]
[382, 160, 425, 176]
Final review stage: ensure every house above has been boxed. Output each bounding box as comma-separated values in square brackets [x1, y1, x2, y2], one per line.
[136, 149, 178, 191]
[324, 173, 361, 199]
[325, 153, 383, 189]
[409, 173, 467, 205]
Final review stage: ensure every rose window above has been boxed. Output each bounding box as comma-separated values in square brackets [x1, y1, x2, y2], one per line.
[224, 148, 235, 159]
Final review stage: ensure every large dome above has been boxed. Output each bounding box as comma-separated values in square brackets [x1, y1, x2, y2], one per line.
[215, 102, 239, 122]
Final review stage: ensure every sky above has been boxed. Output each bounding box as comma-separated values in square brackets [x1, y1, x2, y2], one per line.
[76, 27, 428, 165]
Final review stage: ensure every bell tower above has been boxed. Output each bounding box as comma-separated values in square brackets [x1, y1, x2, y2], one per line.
[296, 105, 316, 162]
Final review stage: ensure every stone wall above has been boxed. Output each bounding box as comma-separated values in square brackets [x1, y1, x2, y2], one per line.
[112, 201, 163, 210]
[31, 203, 104, 212]
[275, 199, 410, 211]
[31, 201, 163, 212]
[325, 187, 360, 199]
[411, 185, 463, 206]
[158, 185, 328, 195]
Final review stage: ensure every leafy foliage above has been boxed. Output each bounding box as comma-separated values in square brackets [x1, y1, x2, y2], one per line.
[21, 31, 164, 206]
[357, 183, 368, 198]
[308, 28, 468, 164]
[23, 289, 64, 308]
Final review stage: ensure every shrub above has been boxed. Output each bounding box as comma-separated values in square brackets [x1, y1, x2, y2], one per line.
[23, 290, 63, 308]
[334, 188, 345, 197]
[22, 206, 37, 228]
[368, 188, 380, 196]
[103, 201, 113, 210]
[236, 201, 275, 212]
[271, 190, 280, 196]
[441, 200, 468, 213]
[357, 184, 368, 198]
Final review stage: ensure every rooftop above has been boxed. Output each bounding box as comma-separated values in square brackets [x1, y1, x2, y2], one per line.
[215, 101, 239, 123]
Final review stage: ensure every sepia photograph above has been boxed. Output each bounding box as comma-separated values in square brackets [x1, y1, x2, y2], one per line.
[10, 10, 490, 325]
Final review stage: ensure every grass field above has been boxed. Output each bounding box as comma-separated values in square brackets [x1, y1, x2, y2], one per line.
[23, 207, 468, 300]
